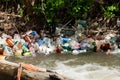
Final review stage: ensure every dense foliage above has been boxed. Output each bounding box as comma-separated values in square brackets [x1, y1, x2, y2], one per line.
[0, 0, 120, 24]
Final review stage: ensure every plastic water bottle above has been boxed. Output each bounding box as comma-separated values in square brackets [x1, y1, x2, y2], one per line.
[37, 39, 43, 46]
[3, 46, 13, 55]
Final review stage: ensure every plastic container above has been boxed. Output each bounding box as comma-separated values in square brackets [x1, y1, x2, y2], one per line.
[3, 46, 13, 55]
[28, 44, 35, 55]
[92, 41, 97, 52]
[23, 51, 31, 56]
[62, 43, 72, 51]
[0, 48, 4, 54]
[37, 39, 43, 46]
[14, 34, 21, 40]
[6, 38, 14, 47]
[61, 38, 71, 43]
[22, 45, 29, 53]
[14, 49, 22, 56]
[24, 35, 31, 43]
[56, 45, 62, 53]
[30, 31, 39, 37]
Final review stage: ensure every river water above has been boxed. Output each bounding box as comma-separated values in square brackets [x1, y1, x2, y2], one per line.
[7, 52, 120, 80]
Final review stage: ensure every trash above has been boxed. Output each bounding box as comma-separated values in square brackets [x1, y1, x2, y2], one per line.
[22, 45, 30, 53]
[72, 50, 79, 55]
[43, 37, 51, 46]
[80, 42, 89, 50]
[55, 45, 62, 53]
[0, 47, 4, 54]
[24, 35, 31, 44]
[1, 33, 12, 39]
[14, 49, 23, 56]
[23, 51, 31, 56]
[0, 27, 119, 57]
[13, 42, 22, 56]
[3, 46, 13, 56]
[62, 43, 72, 52]
[76, 24, 84, 33]
[61, 37, 71, 43]
[6, 38, 14, 47]
[91, 41, 97, 52]
[37, 39, 43, 46]
[28, 44, 36, 56]
[100, 43, 111, 51]
[30, 31, 39, 38]
[69, 40, 80, 50]
[38, 45, 51, 55]
[109, 37, 117, 43]
[14, 34, 21, 40]
[72, 49, 87, 55]
[33, 42, 39, 51]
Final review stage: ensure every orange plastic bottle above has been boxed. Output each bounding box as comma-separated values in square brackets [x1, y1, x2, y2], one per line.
[24, 35, 31, 43]
[0, 48, 4, 54]
[6, 38, 14, 47]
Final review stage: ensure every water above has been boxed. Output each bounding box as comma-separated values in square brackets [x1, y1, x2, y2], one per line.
[7, 53, 120, 80]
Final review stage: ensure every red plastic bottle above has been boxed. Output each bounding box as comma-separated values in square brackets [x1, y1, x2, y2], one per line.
[0, 48, 4, 54]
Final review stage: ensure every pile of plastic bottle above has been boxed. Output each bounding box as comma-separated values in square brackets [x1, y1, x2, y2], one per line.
[0, 29, 120, 57]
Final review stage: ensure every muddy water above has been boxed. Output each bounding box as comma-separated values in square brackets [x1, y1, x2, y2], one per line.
[7, 52, 120, 80]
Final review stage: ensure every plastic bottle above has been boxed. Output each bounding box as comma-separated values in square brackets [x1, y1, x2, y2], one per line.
[28, 44, 36, 56]
[92, 41, 97, 52]
[0, 48, 4, 54]
[61, 37, 71, 43]
[56, 45, 61, 53]
[22, 45, 29, 53]
[6, 38, 14, 47]
[22, 45, 31, 56]
[23, 51, 31, 56]
[24, 35, 31, 43]
[3, 46, 13, 56]
[0, 44, 3, 54]
[14, 49, 23, 56]
[37, 39, 43, 46]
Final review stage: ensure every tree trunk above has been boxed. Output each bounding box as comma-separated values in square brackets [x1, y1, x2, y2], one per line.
[0, 60, 70, 80]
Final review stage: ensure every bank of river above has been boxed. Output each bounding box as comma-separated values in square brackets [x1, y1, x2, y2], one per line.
[7, 52, 120, 80]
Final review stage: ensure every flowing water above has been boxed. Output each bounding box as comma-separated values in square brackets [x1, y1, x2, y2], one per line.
[7, 52, 120, 80]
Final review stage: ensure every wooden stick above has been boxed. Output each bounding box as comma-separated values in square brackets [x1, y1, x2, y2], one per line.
[0, 12, 21, 17]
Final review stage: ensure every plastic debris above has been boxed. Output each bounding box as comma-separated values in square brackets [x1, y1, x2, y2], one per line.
[0, 29, 119, 58]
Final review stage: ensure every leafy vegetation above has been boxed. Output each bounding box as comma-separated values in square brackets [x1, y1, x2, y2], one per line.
[0, 0, 120, 25]
[102, 4, 119, 18]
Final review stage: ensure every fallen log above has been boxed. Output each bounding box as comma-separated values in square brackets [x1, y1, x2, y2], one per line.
[0, 60, 70, 80]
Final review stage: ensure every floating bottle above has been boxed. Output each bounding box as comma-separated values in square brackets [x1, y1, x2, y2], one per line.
[6, 38, 14, 47]
[56, 45, 61, 53]
[3, 46, 13, 56]
[24, 35, 31, 43]
[0, 44, 3, 54]
[0, 48, 4, 54]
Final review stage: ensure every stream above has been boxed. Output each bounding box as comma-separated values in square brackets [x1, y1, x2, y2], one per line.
[7, 52, 120, 80]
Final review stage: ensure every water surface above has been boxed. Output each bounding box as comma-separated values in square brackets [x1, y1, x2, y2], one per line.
[7, 52, 120, 80]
